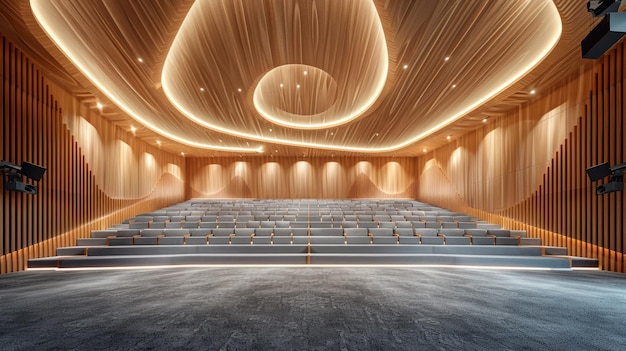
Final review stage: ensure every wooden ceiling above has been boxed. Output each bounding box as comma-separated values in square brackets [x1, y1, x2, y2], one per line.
[2, 1, 607, 157]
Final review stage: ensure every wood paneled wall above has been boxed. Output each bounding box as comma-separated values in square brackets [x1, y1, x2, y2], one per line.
[417, 44, 626, 273]
[1, 36, 186, 274]
[187, 157, 417, 199]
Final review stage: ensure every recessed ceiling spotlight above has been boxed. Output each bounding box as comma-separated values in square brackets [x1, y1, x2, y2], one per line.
[303, 71, 308, 75]
[130, 126, 137, 133]
[530, 89, 536, 94]
[423, 148, 428, 153]
[451, 84, 457, 88]
[156, 140, 161, 145]
[402, 64, 408, 70]
[237, 88, 242, 92]
[482, 118, 488, 123]
[375, 133, 379, 136]
[444, 56, 450, 61]
[274, 149, 278, 153]
[200, 87, 205, 92]
[296, 84, 300, 89]
[279, 83, 284, 88]
[180, 152, 185, 156]
[218, 139, 222, 142]
[96, 102, 103, 109]
[269, 128, 273, 132]
[137, 57, 144, 63]
[447, 135, 451, 140]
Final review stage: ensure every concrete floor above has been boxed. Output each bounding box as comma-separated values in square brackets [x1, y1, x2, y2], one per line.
[1, 266, 625, 350]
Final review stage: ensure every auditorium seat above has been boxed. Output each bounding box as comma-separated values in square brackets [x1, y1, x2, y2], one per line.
[394, 228, 414, 237]
[424, 222, 442, 229]
[414, 228, 439, 237]
[440, 222, 458, 228]
[76, 238, 107, 246]
[212, 228, 233, 237]
[163, 229, 189, 237]
[398, 236, 420, 244]
[108, 237, 133, 245]
[133, 236, 159, 245]
[231, 236, 252, 245]
[199, 222, 217, 229]
[369, 228, 393, 237]
[421, 236, 444, 245]
[217, 222, 235, 228]
[310, 221, 333, 228]
[116, 229, 140, 237]
[292, 228, 308, 236]
[159, 237, 185, 245]
[141, 229, 164, 237]
[148, 222, 166, 229]
[234, 228, 255, 237]
[90, 230, 117, 238]
[372, 236, 398, 244]
[129, 222, 149, 229]
[344, 228, 369, 237]
[310, 236, 345, 244]
[272, 236, 292, 245]
[208, 236, 230, 245]
[341, 221, 358, 228]
[254, 228, 274, 237]
[250, 236, 270, 245]
[310, 228, 343, 236]
[346, 236, 371, 244]
[359, 222, 378, 229]
[378, 222, 396, 229]
[185, 236, 208, 245]
[275, 221, 290, 228]
[292, 236, 309, 244]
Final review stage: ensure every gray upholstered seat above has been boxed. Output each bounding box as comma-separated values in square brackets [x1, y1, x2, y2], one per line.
[163, 229, 189, 237]
[231, 236, 251, 245]
[310, 228, 343, 236]
[185, 236, 208, 245]
[141, 229, 164, 237]
[134, 237, 158, 245]
[208, 236, 230, 245]
[346, 236, 371, 244]
[398, 236, 420, 244]
[344, 228, 369, 237]
[159, 237, 185, 245]
[272, 236, 292, 245]
[372, 236, 398, 244]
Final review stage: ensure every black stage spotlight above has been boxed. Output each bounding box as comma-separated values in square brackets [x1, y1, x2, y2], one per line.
[588, 0, 622, 17]
[587, 161, 626, 195]
[1, 160, 47, 195]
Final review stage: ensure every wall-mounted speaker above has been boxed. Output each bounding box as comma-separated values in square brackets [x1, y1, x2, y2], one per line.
[582, 12, 626, 59]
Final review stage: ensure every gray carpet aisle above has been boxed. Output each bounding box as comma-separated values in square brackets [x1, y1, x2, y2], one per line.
[0, 267, 625, 351]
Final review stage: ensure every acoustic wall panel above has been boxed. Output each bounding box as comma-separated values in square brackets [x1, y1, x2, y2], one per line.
[1, 36, 185, 274]
[186, 157, 417, 199]
[417, 43, 626, 273]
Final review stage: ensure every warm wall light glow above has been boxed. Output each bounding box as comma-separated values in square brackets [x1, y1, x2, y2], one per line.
[96, 102, 103, 109]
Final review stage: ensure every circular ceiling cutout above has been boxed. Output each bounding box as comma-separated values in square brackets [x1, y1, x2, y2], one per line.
[254, 64, 340, 127]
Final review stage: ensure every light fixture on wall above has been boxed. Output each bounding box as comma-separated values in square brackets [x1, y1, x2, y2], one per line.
[587, 0, 621, 17]
[1, 160, 47, 195]
[586, 161, 625, 195]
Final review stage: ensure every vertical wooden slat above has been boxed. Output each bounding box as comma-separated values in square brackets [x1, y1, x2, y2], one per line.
[1, 34, 186, 274]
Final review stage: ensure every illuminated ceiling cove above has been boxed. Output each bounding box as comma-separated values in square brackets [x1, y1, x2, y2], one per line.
[27, 0, 568, 156]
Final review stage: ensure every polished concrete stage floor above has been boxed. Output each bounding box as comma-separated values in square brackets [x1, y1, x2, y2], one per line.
[1, 267, 625, 350]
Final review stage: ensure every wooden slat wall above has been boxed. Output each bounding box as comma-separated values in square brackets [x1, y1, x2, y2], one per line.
[0, 36, 185, 274]
[187, 156, 417, 199]
[416, 43, 626, 273]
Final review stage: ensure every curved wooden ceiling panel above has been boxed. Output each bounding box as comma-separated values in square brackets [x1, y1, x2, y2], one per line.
[25, 0, 583, 156]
